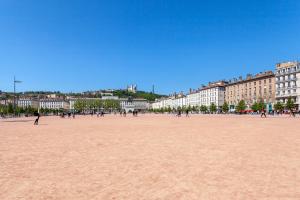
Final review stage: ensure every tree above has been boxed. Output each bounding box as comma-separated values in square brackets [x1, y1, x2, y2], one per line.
[209, 103, 217, 113]
[222, 102, 229, 113]
[177, 106, 182, 111]
[7, 103, 14, 114]
[192, 106, 197, 112]
[167, 106, 172, 113]
[200, 105, 208, 113]
[251, 102, 259, 112]
[274, 101, 284, 113]
[236, 100, 246, 113]
[285, 97, 295, 111]
[74, 99, 86, 113]
[257, 99, 265, 111]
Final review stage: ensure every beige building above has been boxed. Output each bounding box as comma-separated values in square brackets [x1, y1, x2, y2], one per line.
[225, 71, 275, 111]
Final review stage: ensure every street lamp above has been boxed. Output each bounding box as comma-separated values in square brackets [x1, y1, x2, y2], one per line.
[13, 76, 22, 116]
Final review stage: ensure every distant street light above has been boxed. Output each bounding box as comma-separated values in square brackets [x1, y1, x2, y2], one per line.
[13, 76, 22, 116]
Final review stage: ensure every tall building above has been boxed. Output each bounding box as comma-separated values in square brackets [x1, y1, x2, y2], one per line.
[275, 61, 300, 108]
[186, 81, 227, 109]
[225, 71, 275, 111]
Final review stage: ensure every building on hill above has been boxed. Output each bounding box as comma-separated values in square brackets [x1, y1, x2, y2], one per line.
[225, 71, 275, 112]
[127, 84, 137, 93]
[275, 61, 300, 109]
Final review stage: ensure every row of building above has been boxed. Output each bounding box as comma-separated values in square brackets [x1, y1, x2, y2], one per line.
[151, 61, 300, 112]
[1, 97, 149, 112]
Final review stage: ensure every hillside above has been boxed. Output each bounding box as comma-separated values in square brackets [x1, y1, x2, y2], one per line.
[113, 90, 165, 101]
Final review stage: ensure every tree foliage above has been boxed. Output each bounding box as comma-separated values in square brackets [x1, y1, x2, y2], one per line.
[209, 103, 217, 113]
[74, 99, 120, 113]
[200, 105, 208, 113]
[285, 97, 295, 111]
[236, 100, 246, 113]
[274, 101, 284, 112]
[222, 102, 229, 113]
[113, 90, 165, 101]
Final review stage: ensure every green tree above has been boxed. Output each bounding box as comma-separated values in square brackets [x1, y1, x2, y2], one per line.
[285, 97, 295, 111]
[236, 100, 246, 113]
[251, 102, 259, 112]
[222, 102, 229, 113]
[177, 106, 182, 111]
[274, 101, 284, 113]
[7, 103, 14, 114]
[209, 103, 217, 113]
[166, 106, 172, 113]
[200, 105, 208, 113]
[74, 99, 86, 113]
[257, 99, 265, 111]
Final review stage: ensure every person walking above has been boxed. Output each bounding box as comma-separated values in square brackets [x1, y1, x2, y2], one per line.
[177, 110, 181, 117]
[34, 112, 40, 125]
[261, 108, 267, 118]
[185, 110, 189, 117]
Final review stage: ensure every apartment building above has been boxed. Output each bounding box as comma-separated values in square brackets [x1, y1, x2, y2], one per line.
[275, 61, 300, 108]
[17, 99, 39, 109]
[39, 99, 69, 110]
[225, 71, 275, 111]
[186, 81, 227, 108]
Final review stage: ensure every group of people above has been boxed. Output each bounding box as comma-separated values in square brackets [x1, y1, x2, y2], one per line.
[132, 110, 138, 117]
[176, 110, 189, 117]
[97, 111, 105, 117]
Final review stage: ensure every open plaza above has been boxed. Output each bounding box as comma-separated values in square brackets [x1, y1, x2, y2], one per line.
[1, 114, 299, 199]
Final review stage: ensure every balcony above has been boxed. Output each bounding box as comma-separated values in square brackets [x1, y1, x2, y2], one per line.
[276, 68, 300, 75]
[276, 93, 297, 98]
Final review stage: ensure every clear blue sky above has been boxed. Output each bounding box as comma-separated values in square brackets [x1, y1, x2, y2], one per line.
[0, 0, 299, 94]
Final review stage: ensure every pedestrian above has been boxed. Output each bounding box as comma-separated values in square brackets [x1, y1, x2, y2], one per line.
[185, 110, 189, 117]
[261, 108, 266, 118]
[291, 108, 296, 117]
[34, 112, 40, 125]
[177, 110, 181, 117]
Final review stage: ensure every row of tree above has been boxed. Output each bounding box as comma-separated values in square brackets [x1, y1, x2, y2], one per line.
[73, 99, 120, 113]
[150, 97, 297, 114]
[0, 103, 38, 116]
[150, 102, 229, 114]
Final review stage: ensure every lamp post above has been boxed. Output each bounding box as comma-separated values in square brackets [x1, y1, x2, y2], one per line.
[13, 76, 22, 116]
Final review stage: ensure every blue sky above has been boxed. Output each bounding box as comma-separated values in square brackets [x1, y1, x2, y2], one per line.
[0, 0, 300, 94]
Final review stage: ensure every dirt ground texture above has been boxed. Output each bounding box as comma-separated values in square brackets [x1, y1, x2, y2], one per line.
[0, 114, 300, 200]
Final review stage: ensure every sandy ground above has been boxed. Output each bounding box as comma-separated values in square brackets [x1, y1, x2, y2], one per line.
[0, 114, 300, 200]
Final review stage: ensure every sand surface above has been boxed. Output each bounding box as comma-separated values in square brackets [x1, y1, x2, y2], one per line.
[0, 114, 300, 200]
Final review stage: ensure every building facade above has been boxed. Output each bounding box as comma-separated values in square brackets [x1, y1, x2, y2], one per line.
[39, 99, 69, 110]
[186, 81, 227, 109]
[120, 98, 149, 112]
[17, 99, 39, 109]
[225, 71, 275, 111]
[275, 61, 300, 108]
